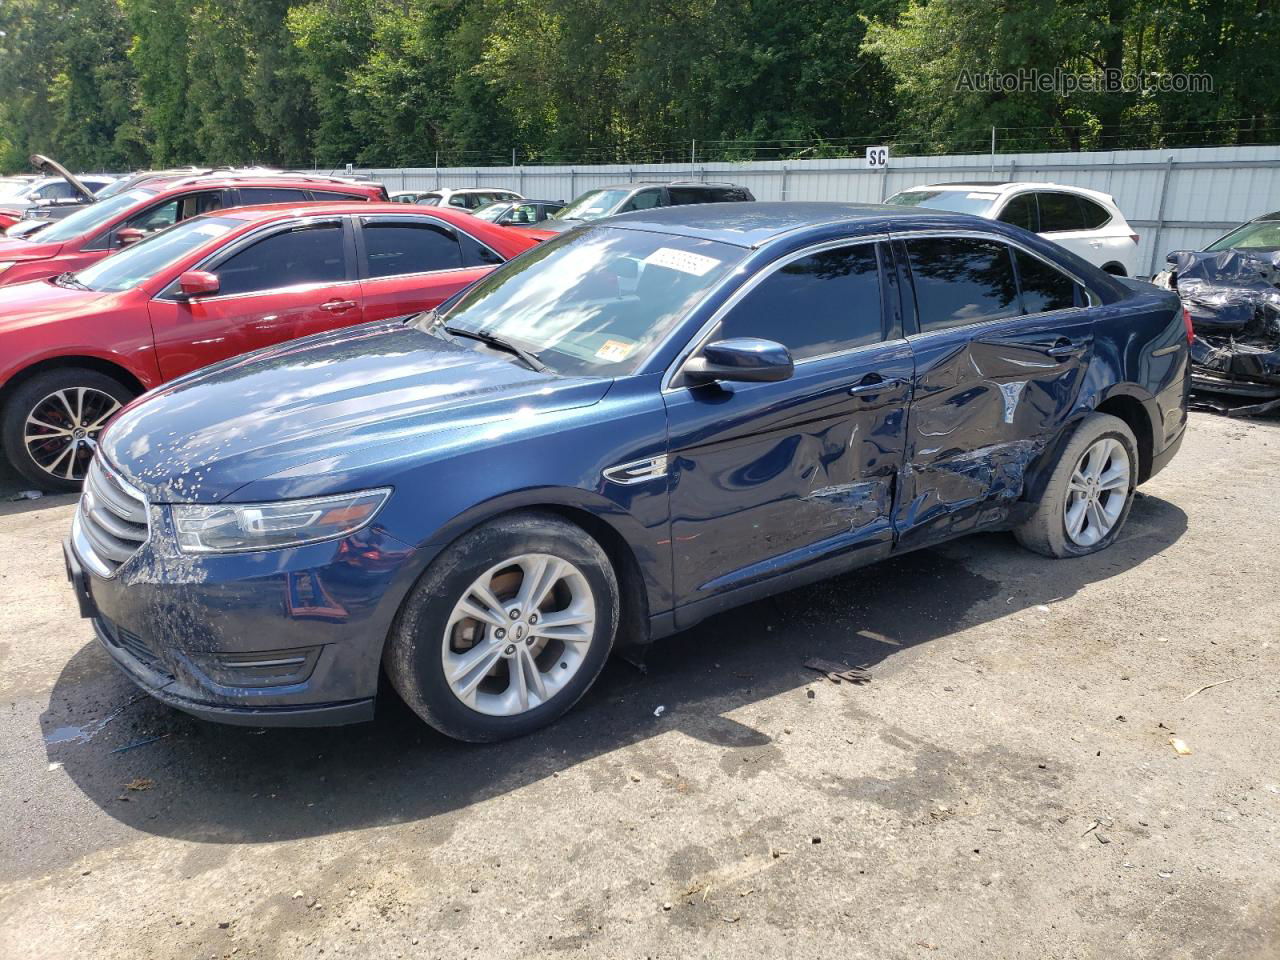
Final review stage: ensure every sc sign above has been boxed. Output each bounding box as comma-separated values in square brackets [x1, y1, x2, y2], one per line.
[865, 146, 890, 169]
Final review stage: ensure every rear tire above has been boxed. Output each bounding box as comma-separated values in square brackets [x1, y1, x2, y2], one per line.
[2, 368, 135, 492]
[384, 511, 619, 742]
[1015, 412, 1138, 558]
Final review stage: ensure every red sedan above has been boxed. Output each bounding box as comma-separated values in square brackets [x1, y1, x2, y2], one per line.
[0, 173, 386, 287]
[0, 202, 538, 489]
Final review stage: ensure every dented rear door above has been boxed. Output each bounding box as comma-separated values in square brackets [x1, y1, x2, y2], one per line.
[892, 234, 1094, 551]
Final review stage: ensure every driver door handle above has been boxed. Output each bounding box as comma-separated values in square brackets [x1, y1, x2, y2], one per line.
[848, 375, 907, 396]
[1046, 338, 1087, 359]
[320, 299, 357, 313]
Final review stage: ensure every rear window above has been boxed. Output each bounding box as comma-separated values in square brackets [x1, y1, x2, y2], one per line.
[905, 237, 1019, 332]
[668, 186, 751, 204]
[1037, 192, 1089, 232]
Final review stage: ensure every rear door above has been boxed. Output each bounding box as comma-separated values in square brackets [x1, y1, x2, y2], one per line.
[893, 233, 1096, 550]
[663, 238, 913, 620]
[1035, 191, 1104, 266]
[148, 216, 361, 379]
[355, 214, 496, 322]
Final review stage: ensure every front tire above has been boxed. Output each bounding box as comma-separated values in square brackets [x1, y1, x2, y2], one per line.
[384, 511, 619, 742]
[2, 368, 135, 492]
[1015, 412, 1138, 558]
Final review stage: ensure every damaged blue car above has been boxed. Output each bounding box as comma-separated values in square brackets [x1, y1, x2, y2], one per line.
[65, 202, 1189, 741]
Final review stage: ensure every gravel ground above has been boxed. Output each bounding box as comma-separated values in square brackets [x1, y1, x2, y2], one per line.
[1, 412, 1278, 960]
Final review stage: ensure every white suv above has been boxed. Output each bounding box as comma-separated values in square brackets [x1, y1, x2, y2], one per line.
[886, 182, 1141, 277]
[414, 187, 524, 211]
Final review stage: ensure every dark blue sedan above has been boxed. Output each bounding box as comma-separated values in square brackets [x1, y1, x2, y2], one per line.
[66, 203, 1190, 740]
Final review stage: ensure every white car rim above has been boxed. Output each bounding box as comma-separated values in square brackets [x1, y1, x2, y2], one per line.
[23, 387, 121, 481]
[441, 553, 596, 717]
[1064, 436, 1130, 547]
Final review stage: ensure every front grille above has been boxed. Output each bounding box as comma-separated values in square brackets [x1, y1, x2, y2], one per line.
[76, 457, 149, 575]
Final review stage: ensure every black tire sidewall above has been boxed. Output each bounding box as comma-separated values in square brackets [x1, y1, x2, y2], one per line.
[387, 513, 619, 742]
[1049, 418, 1138, 557]
[2, 368, 135, 492]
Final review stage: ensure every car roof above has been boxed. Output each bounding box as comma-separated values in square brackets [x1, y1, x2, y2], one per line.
[600, 201, 986, 248]
[143, 175, 381, 196]
[1256, 210, 1280, 222]
[217, 201, 505, 224]
[906, 181, 1115, 203]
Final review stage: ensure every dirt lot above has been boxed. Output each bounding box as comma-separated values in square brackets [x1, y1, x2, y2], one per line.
[1, 412, 1278, 960]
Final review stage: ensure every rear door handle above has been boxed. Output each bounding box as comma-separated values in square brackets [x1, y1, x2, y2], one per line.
[320, 299, 357, 313]
[848, 375, 908, 397]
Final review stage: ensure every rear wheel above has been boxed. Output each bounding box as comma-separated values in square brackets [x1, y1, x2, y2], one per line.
[1015, 412, 1138, 558]
[1, 368, 135, 491]
[384, 512, 619, 741]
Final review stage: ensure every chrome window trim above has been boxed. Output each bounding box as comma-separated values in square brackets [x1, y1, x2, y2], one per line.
[660, 235, 887, 393]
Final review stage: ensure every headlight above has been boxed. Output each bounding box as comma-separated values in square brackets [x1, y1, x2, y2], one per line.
[171, 488, 391, 554]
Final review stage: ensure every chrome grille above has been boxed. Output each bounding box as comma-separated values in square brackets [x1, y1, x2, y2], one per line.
[75, 457, 149, 576]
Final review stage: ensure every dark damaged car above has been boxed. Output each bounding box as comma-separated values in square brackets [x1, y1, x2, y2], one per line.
[1154, 210, 1280, 413]
[65, 202, 1189, 742]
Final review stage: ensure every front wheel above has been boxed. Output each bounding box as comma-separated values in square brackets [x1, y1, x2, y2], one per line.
[384, 511, 619, 741]
[1015, 412, 1138, 558]
[2, 368, 136, 492]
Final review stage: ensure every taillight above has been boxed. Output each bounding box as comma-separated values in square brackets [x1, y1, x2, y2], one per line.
[1183, 307, 1194, 345]
[1129, 233, 1140, 244]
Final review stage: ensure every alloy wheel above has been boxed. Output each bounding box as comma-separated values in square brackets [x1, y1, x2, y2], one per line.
[22, 387, 122, 482]
[441, 553, 596, 717]
[1063, 436, 1130, 547]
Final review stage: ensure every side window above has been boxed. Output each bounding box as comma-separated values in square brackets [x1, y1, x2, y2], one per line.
[361, 220, 462, 277]
[1016, 250, 1079, 313]
[1037, 192, 1087, 233]
[998, 194, 1038, 231]
[238, 187, 308, 205]
[310, 189, 369, 201]
[458, 231, 504, 267]
[905, 237, 1019, 332]
[213, 222, 347, 296]
[667, 187, 709, 205]
[621, 189, 663, 212]
[508, 203, 539, 225]
[126, 198, 181, 233]
[1078, 197, 1112, 229]
[447, 194, 470, 208]
[36, 182, 76, 200]
[178, 190, 224, 221]
[717, 244, 883, 361]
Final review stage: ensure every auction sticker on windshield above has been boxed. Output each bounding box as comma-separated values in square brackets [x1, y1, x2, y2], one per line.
[644, 247, 722, 277]
[595, 338, 637, 363]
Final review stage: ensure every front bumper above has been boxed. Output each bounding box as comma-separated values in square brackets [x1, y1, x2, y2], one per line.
[64, 506, 424, 727]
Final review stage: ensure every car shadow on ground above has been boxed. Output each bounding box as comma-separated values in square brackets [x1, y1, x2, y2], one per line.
[39, 493, 1187, 844]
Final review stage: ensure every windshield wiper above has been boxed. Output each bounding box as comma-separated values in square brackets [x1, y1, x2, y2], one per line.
[443, 324, 547, 373]
[53, 272, 89, 290]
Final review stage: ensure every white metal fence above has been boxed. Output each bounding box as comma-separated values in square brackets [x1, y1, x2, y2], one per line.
[352, 144, 1280, 276]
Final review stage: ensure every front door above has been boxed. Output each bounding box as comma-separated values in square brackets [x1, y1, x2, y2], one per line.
[148, 217, 362, 380]
[893, 234, 1096, 550]
[663, 239, 913, 621]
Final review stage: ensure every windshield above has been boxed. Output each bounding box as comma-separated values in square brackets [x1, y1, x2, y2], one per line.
[427, 225, 745, 376]
[553, 189, 634, 222]
[472, 201, 512, 222]
[32, 188, 157, 244]
[1206, 220, 1280, 252]
[74, 215, 239, 292]
[885, 189, 999, 216]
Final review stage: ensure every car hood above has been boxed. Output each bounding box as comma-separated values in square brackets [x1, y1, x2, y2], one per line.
[100, 319, 612, 503]
[0, 237, 62, 262]
[0, 278, 109, 331]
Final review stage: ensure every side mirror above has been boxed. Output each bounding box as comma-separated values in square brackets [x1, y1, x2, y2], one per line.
[683, 337, 794, 385]
[177, 270, 220, 298]
[116, 227, 146, 247]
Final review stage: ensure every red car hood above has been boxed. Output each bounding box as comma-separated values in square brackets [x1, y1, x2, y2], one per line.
[0, 278, 109, 333]
[0, 238, 62, 262]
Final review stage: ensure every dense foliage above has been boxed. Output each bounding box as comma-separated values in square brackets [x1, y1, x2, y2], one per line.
[0, 0, 1275, 172]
